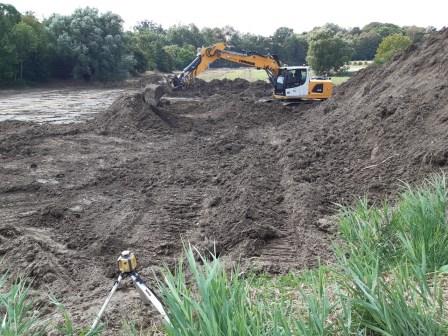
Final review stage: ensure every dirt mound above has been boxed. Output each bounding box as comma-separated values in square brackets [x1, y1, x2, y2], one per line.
[89, 77, 272, 138]
[90, 92, 183, 136]
[172, 78, 271, 98]
[275, 28, 448, 214]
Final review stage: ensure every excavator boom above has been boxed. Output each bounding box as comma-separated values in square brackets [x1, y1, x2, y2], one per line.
[173, 43, 281, 88]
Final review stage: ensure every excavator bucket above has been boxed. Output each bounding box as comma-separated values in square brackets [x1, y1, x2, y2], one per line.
[143, 84, 167, 107]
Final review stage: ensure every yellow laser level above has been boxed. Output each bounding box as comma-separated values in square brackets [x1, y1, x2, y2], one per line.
[117, 250, 137, 273]
[90, 250, 170, 332]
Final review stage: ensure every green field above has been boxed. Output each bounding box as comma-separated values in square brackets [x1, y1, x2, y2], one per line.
[331, 76, 351, 85]
[198, 62, 370, 86]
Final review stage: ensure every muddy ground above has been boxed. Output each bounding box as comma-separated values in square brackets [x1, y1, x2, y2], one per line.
[0, 79, 327, 332]
[1, 28, 448, 333]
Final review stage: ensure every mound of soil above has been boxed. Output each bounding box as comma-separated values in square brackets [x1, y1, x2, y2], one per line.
[1, 29, 448, 333]
[90, 92, 181, 136]
[172, 78, 271, 98]
[276, 27, 448, 208]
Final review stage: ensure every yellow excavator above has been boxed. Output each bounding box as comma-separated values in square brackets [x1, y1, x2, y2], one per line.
[172, 42, 333, 101]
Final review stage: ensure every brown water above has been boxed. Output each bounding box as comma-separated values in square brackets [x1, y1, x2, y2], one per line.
[0, 88, 136, 124]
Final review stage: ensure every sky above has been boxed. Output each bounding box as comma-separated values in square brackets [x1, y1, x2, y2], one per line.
[6, 0, 447, 35]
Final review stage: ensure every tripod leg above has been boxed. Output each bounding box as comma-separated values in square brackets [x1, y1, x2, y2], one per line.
[90, 274, 123, 332]
[130, 272, 171, 324]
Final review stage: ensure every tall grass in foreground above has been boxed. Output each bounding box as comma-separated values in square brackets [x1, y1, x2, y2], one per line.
[161, 247, 296, 335]
[0, 276, 46, 335]
[0, 276, 102, 336]
[334, 175, 448, 335]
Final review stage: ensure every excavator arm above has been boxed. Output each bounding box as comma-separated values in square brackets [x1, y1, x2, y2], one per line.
[173, 43, 281, 88]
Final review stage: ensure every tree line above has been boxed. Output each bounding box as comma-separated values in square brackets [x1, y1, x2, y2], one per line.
[0, 3, 435, 83]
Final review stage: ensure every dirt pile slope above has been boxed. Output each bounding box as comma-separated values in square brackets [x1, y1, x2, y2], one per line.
[91, 92, 182, 136]
[171, 78, 271, 98]
[276, 28, 448, 214]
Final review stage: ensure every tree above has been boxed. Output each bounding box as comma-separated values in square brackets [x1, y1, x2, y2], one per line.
[361, 22, 404, 39]
[283, 34, 308, 65]
[374, 23, 403, 38]
[164, 44, 196, 70]
[272, 27, 294, 47]
[404, 25, 426, 43]
[352, 31, 382, 60]
[167, 24, 204, 48]
[0, 3, 21, 82]
[271, 27, 300, 64]
[149, 41, 173, 71]
[134, 20, 164, 34]
[124, 37, 147, 75]
[20, 13, 51, 81]
[234, 33, 270, 54]
[374, 33, 411, 64]
[130, 48, 148, 74]
[44, 14, 76, 78]
[0, 3, 20, 40]
[130, 26, 169, 71]
[10, 22, 38, 80]
[306, 28, 353, 74]
[201, 27, 226, 46]
[45, 7, 134, 81]
[350, 27, 361, 35]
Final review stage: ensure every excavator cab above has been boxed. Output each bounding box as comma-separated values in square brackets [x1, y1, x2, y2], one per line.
[274, 66, 333, 100]
[274, 67, 309, 97]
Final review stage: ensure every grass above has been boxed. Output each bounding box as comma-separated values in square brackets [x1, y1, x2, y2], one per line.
[0, 276, 46, 335]
[2, 175, 448, 335]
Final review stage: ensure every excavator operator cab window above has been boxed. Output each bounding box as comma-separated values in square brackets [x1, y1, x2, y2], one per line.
[285, 69, 307, 88]
[275, 74, 285, 92]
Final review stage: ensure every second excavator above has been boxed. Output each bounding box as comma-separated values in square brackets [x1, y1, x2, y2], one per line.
[172, 42, 333, 101]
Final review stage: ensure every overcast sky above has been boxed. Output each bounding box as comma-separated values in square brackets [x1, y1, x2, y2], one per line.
[6, 0, 447, 35]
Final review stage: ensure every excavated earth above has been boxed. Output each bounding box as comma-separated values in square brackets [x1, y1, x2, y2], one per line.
[1, 28, 448, 332]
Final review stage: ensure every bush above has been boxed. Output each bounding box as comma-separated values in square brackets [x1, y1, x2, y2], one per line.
[306, 29, 353, 75]
[164, 44, 196, 70]
[374, 33, 412, 64]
